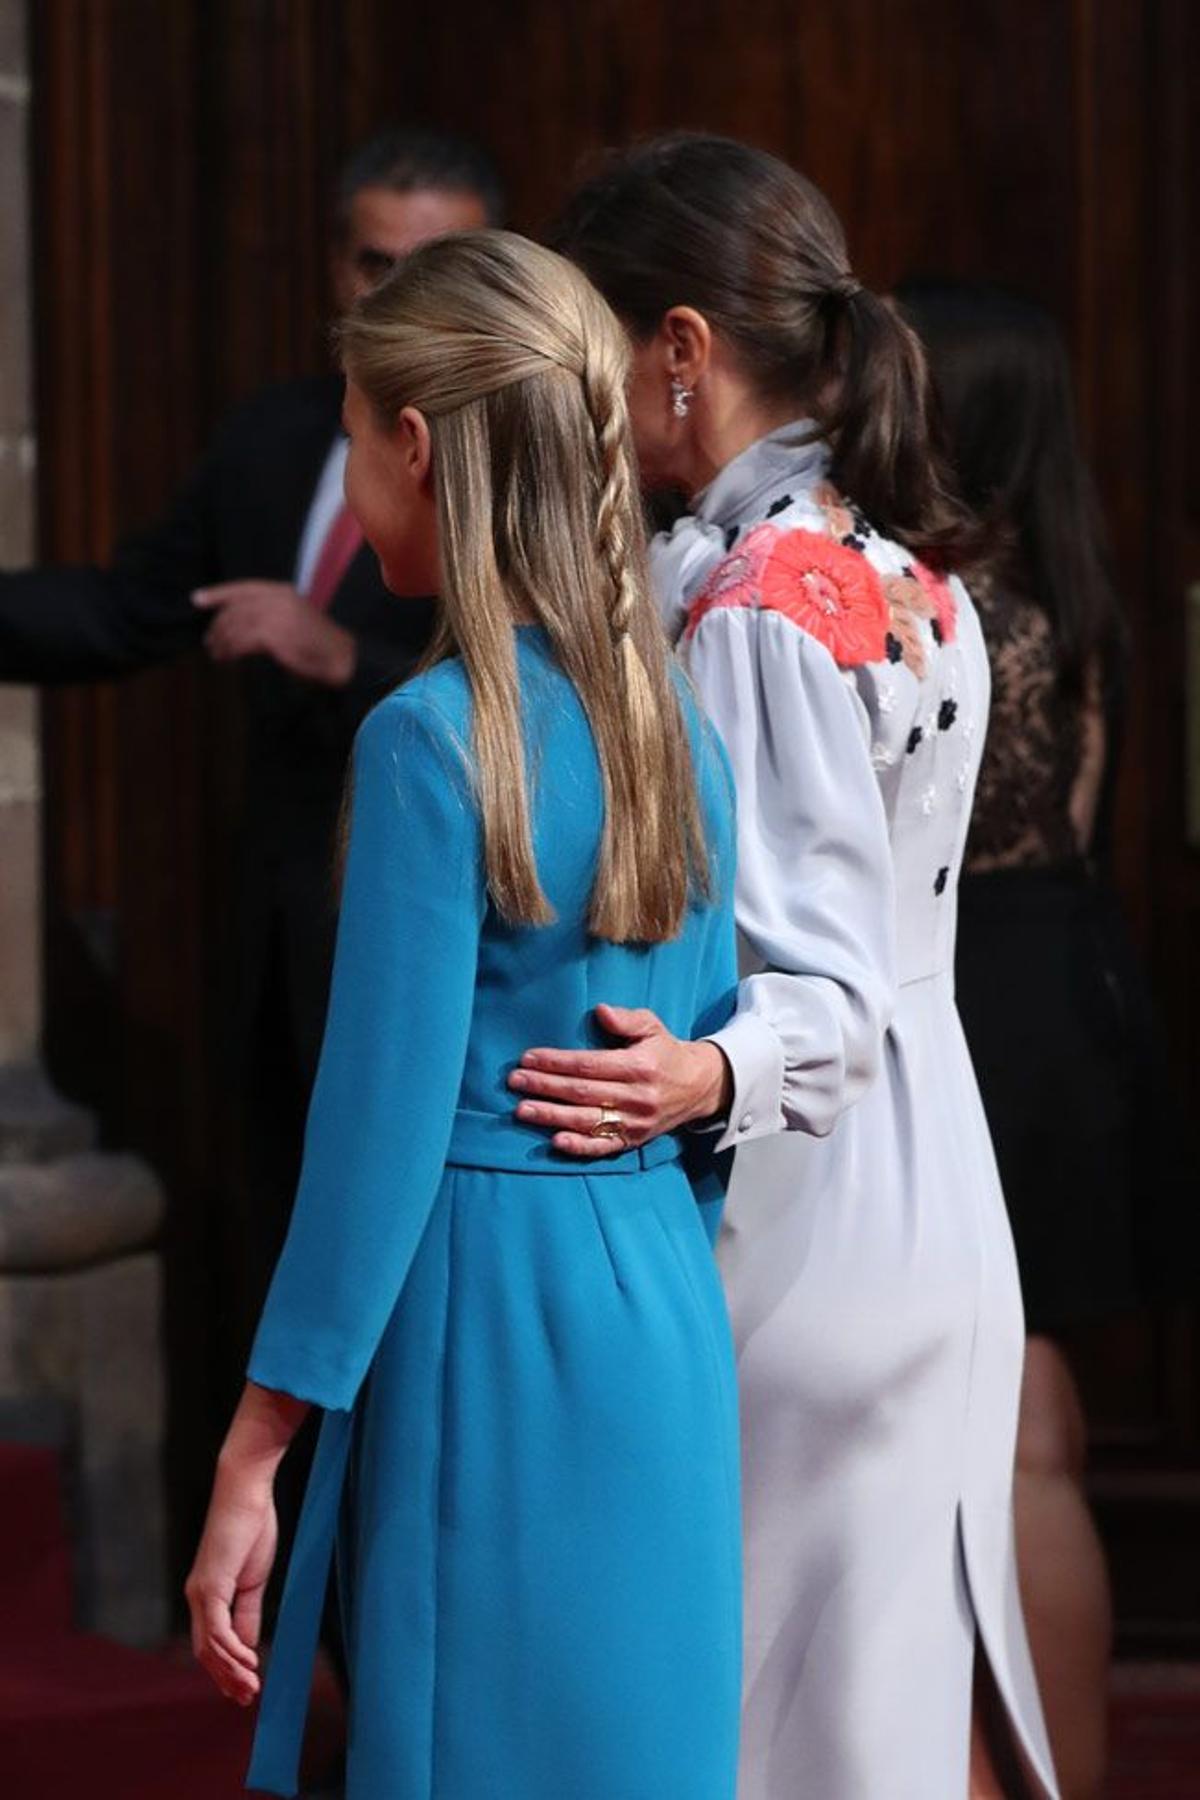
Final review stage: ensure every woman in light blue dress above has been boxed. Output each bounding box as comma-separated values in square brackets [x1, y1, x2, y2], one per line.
[516, 138, 1059, 1797]
[185, 230, 742, 1799]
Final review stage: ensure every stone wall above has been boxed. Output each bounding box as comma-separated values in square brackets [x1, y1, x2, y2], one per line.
[0, 0, 170, 1644]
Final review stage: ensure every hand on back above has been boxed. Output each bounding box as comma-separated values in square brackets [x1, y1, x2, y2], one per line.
[508, 1002, 732, 1157]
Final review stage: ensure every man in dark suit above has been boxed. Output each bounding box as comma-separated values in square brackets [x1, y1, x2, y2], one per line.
[0, 126, 503, 1369]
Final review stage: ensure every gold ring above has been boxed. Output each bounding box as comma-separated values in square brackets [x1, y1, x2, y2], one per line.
[590, 1105, 629, 1145]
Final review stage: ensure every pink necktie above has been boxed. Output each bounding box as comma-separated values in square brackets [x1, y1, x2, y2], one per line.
[307, 504, 364, 612]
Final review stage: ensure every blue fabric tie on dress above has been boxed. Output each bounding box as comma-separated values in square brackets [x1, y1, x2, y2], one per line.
[249, 1411, 355, 1794]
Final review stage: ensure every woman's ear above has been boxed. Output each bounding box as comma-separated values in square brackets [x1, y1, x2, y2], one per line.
[662, 306, 712, 388]
[396, 406, 433, 489]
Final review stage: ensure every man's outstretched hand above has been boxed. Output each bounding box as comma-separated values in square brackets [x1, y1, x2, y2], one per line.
[194, 582, 356, 686]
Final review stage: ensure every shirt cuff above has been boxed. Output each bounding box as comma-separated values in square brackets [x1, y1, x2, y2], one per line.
[703, 1008, 787, 1153]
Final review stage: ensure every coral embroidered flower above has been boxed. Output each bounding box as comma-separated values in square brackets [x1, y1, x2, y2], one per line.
[910, 558, 957, 645]
[694, 529, 771, 608]
[758, 528, 890, 666]
[685, 523, 890, 667]
[685, 523, 777, 635]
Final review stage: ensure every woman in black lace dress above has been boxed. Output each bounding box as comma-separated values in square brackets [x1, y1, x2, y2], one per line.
[898, 280, 1195, 1800]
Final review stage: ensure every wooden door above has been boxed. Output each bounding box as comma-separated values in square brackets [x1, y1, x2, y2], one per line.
[29, 0, 1199, 1633]
[1076, 0, 1200, 1651]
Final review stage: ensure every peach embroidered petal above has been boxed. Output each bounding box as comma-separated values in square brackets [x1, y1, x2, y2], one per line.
[813, 480, 856, 540]
[885, 573, 934, 620]
[885, 572, 932, 677]
[886, 604, 927, 680]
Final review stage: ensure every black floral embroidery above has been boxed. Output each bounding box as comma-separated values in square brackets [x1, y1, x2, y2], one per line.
[931, 618, 944, 646]
[847, 499, 873, 538]
[885, 632, 904, 665]
[765, 494, 793, 519]
[933, 866, 949, 896]
[724, 525, 740, 551]
[907, 726, 923, 754]
[938, 698, 958, 731]
[841, 533, 868, 552]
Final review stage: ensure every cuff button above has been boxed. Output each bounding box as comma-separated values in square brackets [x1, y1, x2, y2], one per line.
[738, 1114, 753, 1134]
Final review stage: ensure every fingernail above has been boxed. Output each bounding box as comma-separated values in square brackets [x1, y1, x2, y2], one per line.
[517, 1102, 536, 1120]
[522, 1052, 540, 1068]
[510, 1070, 528, 1088]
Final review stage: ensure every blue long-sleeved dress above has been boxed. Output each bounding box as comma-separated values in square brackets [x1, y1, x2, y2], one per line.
[244, 626, 742, 1798]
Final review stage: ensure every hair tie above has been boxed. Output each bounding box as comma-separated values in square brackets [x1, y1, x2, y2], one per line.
[817, 274, 862, 317]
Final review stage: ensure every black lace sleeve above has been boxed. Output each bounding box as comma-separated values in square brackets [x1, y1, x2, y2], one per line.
[965, 582, 1091, 872]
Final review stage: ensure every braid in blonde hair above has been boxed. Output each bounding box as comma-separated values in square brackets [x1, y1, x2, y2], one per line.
[576, 303, 709, 941]
[340, 229, 711, 944]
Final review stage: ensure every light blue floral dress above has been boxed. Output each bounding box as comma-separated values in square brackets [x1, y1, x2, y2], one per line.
[654, 426, 1059, 1799]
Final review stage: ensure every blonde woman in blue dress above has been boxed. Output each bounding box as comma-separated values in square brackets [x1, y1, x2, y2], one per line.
[514, 137, 1060, 1798]
[185, 231, 742, 1799]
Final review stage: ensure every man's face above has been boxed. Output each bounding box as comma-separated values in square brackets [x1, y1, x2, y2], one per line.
[331, 185, 490, 310]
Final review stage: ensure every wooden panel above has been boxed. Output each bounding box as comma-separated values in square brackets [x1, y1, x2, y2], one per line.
[32, 0, 218, 1589]
[30, 0, 1199, 1634]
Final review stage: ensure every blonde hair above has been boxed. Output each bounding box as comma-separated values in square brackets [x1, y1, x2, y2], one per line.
[339, 229, 709, 943]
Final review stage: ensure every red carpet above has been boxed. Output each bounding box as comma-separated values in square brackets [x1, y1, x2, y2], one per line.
[0, 1441, 255, 1797]
[4, 1440, 1197, 1795]
[0, 1439, 347, 1796]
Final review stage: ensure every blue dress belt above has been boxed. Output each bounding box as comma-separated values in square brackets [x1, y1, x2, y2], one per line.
[246, 1110, 684, 1794]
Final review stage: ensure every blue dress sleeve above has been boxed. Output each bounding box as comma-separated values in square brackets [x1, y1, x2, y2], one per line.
[248, 690, 484, 1411]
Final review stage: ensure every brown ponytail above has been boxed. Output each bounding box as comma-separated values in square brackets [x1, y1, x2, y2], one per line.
[554, 132, 984, 573]
[828, 287, 982, 570]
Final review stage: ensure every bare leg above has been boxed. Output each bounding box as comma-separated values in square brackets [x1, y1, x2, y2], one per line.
[1012, 1336, 1111, 1799]
[968, 1651, 1007, 1798]
[970, 1645, 1037, 1799]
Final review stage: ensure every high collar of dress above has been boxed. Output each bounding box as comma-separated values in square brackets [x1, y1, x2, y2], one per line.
[692, 418, 830, 531]
[651, 419, 830, 637]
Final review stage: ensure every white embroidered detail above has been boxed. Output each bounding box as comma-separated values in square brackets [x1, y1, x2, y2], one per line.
[871, 742, 895, 770]
[920, 784, 937, 815]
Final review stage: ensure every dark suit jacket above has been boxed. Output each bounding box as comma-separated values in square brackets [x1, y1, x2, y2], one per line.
[0, 373, 436, 1080]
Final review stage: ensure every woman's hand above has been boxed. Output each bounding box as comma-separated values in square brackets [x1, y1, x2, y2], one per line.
[508, 1002, 732, 1157]
[186, 1381, 308, 1705]
[186, 1455, 277, 1705]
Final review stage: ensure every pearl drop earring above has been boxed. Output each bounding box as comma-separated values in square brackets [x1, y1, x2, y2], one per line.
[670, 377, 694, 419]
